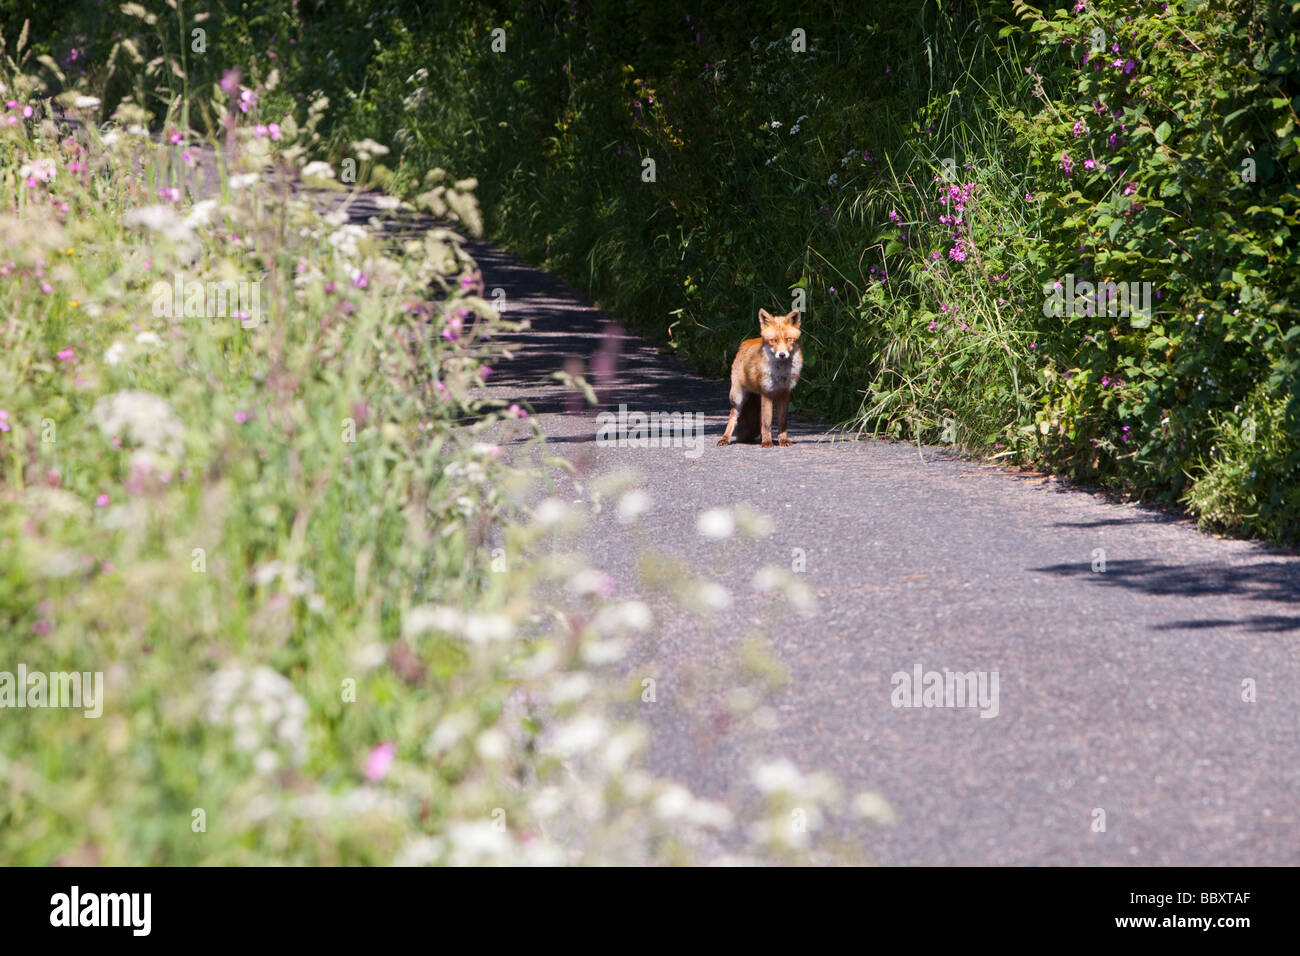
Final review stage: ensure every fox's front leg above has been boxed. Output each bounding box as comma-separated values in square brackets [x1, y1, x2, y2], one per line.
[717, 384, 744, 446]
[776, 394, 792, 446]
[760, 394, 775, 448]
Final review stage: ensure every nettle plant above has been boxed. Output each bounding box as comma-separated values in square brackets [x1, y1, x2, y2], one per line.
[0, 39, 890, 862]
[1005, 0, 1300, 536]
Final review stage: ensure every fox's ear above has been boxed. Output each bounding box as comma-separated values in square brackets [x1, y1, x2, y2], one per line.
[788, 310, 802, 327]
[758, 308, 774, 326]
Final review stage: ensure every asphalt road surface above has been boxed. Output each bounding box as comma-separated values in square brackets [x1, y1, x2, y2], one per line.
[465, 234, 1300, 867]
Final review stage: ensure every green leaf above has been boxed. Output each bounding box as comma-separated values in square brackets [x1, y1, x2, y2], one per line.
[1154, 121, 1172, 144]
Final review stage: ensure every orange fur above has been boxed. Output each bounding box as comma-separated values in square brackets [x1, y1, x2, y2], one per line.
[717, 309, 803, 448]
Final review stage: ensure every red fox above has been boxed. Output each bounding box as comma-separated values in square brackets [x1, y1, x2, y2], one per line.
[717, 308, 802, 448]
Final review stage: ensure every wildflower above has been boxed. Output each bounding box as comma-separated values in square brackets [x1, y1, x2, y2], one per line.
[364, 742, 396, 782]
[1083, 159, 1096, 171]
[95, 493, 109, 507]
[220, 69, 240, 94]
[1059, 152, 1073, 176]
[697, 508, 735, 539]
[57, 348, 76, 362]
[1123, 182, 1136, 196]
[19, 158, 56, 184]
[0, 409, 9, 433]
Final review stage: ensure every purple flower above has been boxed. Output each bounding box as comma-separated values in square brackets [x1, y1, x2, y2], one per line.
[364, 742, 396, 782]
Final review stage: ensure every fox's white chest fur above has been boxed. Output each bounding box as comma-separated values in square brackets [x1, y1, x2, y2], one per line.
[762, 347, 802, 394]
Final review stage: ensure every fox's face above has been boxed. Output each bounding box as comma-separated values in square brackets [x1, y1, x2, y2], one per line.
[758, 309, 802, 361]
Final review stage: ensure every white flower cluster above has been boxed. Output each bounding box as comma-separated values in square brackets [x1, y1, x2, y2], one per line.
[89, 389, 185, 468]
[203, 665, 310, 772]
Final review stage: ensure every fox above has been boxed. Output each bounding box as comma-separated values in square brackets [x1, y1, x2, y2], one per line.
[717, 308, 803, 448]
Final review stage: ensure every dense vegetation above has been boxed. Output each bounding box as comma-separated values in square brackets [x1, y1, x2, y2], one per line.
[319, 0, 1297, 541]
[0, 6, 871, 863]
[1, 0, 1297, 865]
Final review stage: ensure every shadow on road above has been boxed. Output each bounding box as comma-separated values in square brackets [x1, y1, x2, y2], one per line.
[1031, 557, 1300, 632]
[471, 242, 822, 442]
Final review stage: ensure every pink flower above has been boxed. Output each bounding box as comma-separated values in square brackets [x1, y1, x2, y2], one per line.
[57, 348, 76, 362]
[508, 403, 528, 418]
[1083, 159, 1096, 170]
[253, 124, 269, 138]
[234, 411, 250, 424]
[1123, 182, 1137, 195]
[220, 69, 241, 94]
[1025, 192, 1034, 201]
[0, 409, 10, 433]
[364, 742, 396, 782]
[268, 123, 281, 141]
[95, 493, 109, 507]
[353, 273, 368, 289]
[168, 129, 183, 145]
